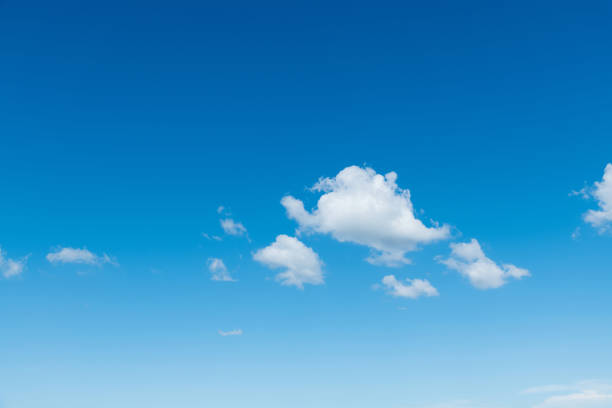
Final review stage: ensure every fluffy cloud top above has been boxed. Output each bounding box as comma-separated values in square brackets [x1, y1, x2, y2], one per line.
[438, 239, 529, 289]
[46, 247, 117, 266]
[218, 329, 243, 336]
[583, 163, 612, 230]
[220, 218, 248, 237]
[0, 247, 28, 278]
[281, 166, 450, 266]
[381, 275, 439, 299]
[253, 235, 323, 288]
[207, 257, 236, 282]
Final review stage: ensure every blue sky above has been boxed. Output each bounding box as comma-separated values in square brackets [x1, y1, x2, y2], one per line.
[1, 1, 612, 407]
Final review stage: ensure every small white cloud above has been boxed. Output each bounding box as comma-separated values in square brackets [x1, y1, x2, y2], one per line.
[438, 239, 529, 289]
[0, 247, 28, 278]
[281, 165, 450, 267]
[381, 275, 439, 299]
[202, 233, 223, 241]
[217, 205, 225, 214]
[534, 390, 612, 408]
[220, 218, 248, 237]
[253, 235, 324, 289]
[218, 329, 243, 336]
[207, 257, 236, 282]
[46, 247, 117, 266]
[583, 163, 612, 231]
[523, 380, 612, 404]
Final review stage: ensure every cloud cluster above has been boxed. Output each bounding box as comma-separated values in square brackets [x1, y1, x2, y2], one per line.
[281, 165, 450, 266]
[0, 247, 28, 278]
[207, 257, 236, 282]
[46, 247, 117, 266]
[438, 239, 529, 289]
[381, 275, 439, 299]
[253, 235, 324, 288]
[583, 163, 612, 231]
[215, 166, 531, 298]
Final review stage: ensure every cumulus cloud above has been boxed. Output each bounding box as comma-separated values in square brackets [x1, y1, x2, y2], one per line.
[0, 247, 28, 278]
[46, 247, 117, 266]
[253, 235, 324, 288]
[438, 239, 529, 289]
[381, 275, 439, 299]
[207, 257, 236, 282]
[220, 218, 248, 237]
[583, 163, 612, 231]
[281, 165, 450, 267]
[218, 329, 243, 336]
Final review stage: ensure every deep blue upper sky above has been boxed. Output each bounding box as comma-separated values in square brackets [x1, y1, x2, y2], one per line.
[1, 1, 612, 407]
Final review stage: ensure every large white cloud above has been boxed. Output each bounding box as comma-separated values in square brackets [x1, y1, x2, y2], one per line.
[438, 239, 529, 289]
[207, 257, 236, 282]
[381, 275, 439, 299]
[253, 235, 324, 288]
[46, 247, 117, 266]
[0, 247, 28, 278]
[281, 165, 450, 266]
[583, 163, 612, 230]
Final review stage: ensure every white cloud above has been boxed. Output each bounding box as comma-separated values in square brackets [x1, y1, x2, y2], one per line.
[524, 380, 612, 408]
[202, 233, 223, 241]
[534, 391, 612, 408]
[583, 163, 612, 231]
[207, 257, 236, 282]
[522, 385, 574, 395]
[253, 235, 324, 288]
[218, 329, 243, 336]
[217, 205, 225, 214]
[0, 247, 28, 278]
[438, 239, 529, 289]
[281, 165, 450, 267]
[220, 218, 248, 237]
[381, 275, 439, 299]
[46, 247, 117, 266]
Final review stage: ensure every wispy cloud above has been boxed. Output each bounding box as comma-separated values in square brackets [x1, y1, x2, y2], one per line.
[380, 275, 439, 299]
[0, 247, 28, 278]
[46, 247, 118, 266]
[220, 218, 248, 237]
[218, 329, 243, 336]
[207, 257, 236, 282]
[525, 380, 612, 408]
[202, 232, 223, 241]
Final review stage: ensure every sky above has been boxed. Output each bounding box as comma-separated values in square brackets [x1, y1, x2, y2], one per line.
[1, 1, 612, 407]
